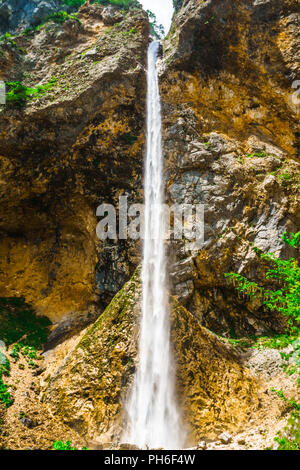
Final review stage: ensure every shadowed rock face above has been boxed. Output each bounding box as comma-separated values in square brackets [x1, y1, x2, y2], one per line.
[0, 1, 298, 335]
[42, 272, 263, 445]
[0, 1, 74, 35]
[161, 0, 299, 336]
[0, 4, 148, 321]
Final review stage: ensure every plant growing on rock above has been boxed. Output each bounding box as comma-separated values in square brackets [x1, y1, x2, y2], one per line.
[52, 440, 89, 450]
[225, 232, 300, 333]
[95, 0, 142, 9]
[5, 77, 57, 107]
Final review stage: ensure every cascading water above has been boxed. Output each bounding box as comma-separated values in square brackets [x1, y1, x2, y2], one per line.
[123, 41, 183, 450]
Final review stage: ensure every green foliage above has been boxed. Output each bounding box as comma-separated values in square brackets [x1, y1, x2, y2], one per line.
[52, 440, 89, 450]
[225, 232, 300, 332]
[0, 297, 51, 349]
[274, 411, 300, 450]
[0, 377, 13, 408]
[146, 10, 165, 38]
[271, 388, 300, 411]
[43, 11, 80, 24]
[5, 77, 57, 107]
[245, 151, 268, 158]
[0, 353, 10, 377]
[119, 133, 138, 145]
[0, 32, 17, 46]
[62, 0, 86, 7]
[225, 334, 299, 350]
[0, 352, 13, 408]
[95, 0, 141, 10]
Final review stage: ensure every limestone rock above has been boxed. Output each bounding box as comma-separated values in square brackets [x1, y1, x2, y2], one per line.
[43, 272, 262, 445]
[0, 5, 149, 323]
[161, 0, 300, 336]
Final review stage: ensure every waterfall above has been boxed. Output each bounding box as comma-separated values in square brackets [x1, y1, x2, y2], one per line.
[123, 41, 183, 450]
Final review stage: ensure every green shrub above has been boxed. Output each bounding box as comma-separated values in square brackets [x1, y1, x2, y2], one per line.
[0, 352, 13, 408]
[52, 440, 89, 450]
[95, 0, 141, 10]
[5, 77, 57, 107]
[225, 232, 300, 332]
[0, 297, 51, 348]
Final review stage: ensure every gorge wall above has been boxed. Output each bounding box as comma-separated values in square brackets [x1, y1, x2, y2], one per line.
[162, 0, 299, 336]
[0, 2, 148, 326]
[0, 0, 299, 450]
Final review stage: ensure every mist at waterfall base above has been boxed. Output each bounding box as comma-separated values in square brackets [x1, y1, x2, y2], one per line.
[122, 42, 184, 450]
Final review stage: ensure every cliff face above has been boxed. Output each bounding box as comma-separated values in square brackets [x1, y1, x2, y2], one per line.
[0, 0, 299, 451]
[161, 0, 300, 336]
[0, 0, 76, 35]
[42, 272, 265, 446]
[0, 3, 148, 322]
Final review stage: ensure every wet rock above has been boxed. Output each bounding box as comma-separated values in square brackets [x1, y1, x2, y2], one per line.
[0, 5, 149, 322]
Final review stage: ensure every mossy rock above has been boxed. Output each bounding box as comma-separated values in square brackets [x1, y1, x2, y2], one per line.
[43, 269, 262, 445]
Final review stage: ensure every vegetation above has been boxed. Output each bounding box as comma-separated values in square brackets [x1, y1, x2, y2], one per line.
[0, 351, 13, 408]
[43, 11, 80, 24]
[225, 232, 300, 333]
[0, 298, 50, 408]
[0, 297, 51, 348]
[5, 77, 57, 107]
[52, 440, 89, 450]
[146, 10, 165, 38]
[226, 234, 299, 451]
[95, 0, 141, 9]
[274, 411, 300, 450]
[224, 333, 299, 350]
[62, 0, 86, 7]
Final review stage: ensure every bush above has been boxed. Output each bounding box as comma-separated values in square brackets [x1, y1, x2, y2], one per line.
[52, 440, 89, 450]
[0, 297, 51, 348]
[5, 77, 57, 107]
[95, 0, 141, 10]
[225, 232, 300, 333]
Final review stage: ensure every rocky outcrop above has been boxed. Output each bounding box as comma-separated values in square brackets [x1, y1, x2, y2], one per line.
[161, 0, 300, 336]
[0, 3, 148, 321]
[0, 0, 75, 35]
[42, 272, 265, 446]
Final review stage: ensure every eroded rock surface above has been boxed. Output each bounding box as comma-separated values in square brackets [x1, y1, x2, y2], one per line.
[42, 272, 267, 446]
[0, 3, 148, 321]
[161, 0, 300, 335]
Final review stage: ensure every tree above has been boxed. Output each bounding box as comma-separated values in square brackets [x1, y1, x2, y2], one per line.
[146, 10, 165, 39]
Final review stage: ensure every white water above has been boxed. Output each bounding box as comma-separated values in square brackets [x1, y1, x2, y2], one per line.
[123, 41, 183, 450]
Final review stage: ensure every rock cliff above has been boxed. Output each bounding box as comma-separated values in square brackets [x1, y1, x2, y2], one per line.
[162, 0, 299, 335]
[0, 2, 148, 323]
[0, 0, 299, 451]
